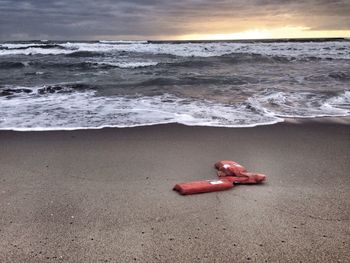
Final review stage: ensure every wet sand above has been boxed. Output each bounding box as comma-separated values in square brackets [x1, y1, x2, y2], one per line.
[0, 123, 349, 262]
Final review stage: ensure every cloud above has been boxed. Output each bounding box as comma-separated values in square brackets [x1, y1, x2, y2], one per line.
[0, 0, 349, 40]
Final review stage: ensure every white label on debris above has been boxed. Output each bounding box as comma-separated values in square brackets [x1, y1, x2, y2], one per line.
[209, 180, 224, 185]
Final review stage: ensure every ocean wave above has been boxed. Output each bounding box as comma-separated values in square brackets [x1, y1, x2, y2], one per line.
[0, 47, 73, 56]
[328, 72, 350, 81]
[221, 53, 293, 63]
[137, 75, 254, 86]
[1, 41, 349, 60]
[14, 60, 159, 70]
[250, 90, 350, 118]
[92, 61, 159, 68]
[0, 43, 52, 49]
[0, 84, 92, 97]
[0, 61, 27, 69]
[0, 85, 349, 131]
[99, 40, 148, 44]
[2, 44, 66, 50]
[304, 70, 350, 82]
[0, 89, 282, 130]
[326, 90, 350, 110]
[65, 51, 104, 57]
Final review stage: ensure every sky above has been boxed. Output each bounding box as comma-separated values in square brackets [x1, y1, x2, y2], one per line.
[0, 0, 350, 40]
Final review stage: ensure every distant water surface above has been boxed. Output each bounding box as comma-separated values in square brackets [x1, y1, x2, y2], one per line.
[0, 39, 349, 130]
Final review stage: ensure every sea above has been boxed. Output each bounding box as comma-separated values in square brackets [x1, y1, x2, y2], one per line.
[0, 39, 349, 131]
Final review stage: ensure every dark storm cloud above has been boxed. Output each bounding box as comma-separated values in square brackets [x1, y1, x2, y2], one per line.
[0, 0, 349, 40]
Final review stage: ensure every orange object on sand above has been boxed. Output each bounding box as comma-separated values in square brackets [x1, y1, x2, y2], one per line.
[219, 172, 266, 184]
[173, 179, 234, 195]
[215, 160, 266, 184]
[214, 160, 247, 176]
[173, 160, 266, 195]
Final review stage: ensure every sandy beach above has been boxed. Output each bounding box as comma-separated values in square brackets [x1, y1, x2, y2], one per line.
[0, 122, 349, 262]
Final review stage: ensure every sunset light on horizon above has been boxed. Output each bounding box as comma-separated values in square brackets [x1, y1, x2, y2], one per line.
[177, 27, 350, 41]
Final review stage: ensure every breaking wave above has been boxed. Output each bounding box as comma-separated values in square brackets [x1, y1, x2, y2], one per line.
[99, 40, 148, 44]
[250, 90, 350, 118]
[1, 41, 349, 59]
[0, 85, 349, 131]
[92, 61, 159, 68]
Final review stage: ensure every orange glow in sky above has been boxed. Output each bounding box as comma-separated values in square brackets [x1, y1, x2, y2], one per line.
[177, 27, 350, 40]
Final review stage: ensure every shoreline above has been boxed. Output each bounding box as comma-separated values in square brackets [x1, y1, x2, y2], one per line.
[0, 115, 349, 132]
[0, 122, 349, 262]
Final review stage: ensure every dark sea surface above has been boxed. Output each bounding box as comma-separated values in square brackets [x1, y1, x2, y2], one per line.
[0, 39, 349, 130]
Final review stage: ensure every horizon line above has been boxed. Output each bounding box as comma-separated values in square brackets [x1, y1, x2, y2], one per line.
[1, 37, 349, 42]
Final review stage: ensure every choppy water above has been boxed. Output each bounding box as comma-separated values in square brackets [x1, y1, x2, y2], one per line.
[0, 39, 349, 130]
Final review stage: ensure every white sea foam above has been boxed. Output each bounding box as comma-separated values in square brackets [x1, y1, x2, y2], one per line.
[326, 90, 350, 108]
[93, 61, 159, 68]
[0, 86, 280, 130]
[250, 90, 350, 118]
[1, 41, 349, 59]
[0, 43, 49, 49]
[61, 41, 350, 59]
[0, 47, 73, 56]
[99, 40, 148, 44]
[1, 85, 349, 131]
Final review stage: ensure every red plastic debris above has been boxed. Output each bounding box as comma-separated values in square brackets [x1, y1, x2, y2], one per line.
[214, 160, 247, 176]
[215, 160, 266, 184]
[218, 172, 266, 184]
[173, 160, 267, 195]
[173, 179, 234, 195]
